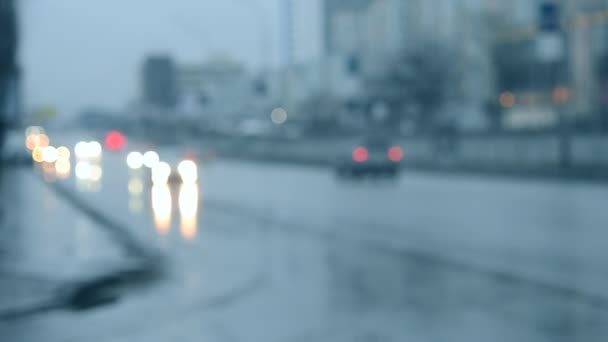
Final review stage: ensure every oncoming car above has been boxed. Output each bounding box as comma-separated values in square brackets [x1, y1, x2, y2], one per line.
[127, 150, 199, 185]
[335, 137, 404, 178]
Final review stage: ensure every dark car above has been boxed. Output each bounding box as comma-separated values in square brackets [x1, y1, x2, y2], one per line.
[335, 137, 404, 178]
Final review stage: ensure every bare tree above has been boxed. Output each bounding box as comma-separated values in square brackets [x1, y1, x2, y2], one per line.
[296, 92, 341, 134]
[366, 39, 464, 132]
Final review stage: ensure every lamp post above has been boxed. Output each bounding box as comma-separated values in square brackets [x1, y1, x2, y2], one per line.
[537, 1, 570, 169]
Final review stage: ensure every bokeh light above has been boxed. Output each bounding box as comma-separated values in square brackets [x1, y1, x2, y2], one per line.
[177, 160, 198, 184]
[128, 177, 144, 195]
[105, 131, 127, 151]
[56, 146, 71, 161]
[143, 151, 160, 168]
[271, 107, 288, 124]
[151, 184, 172, 234]
[353, 147, 369, 163]
[32, 146, 44, 163]
[25, 126, 45, 137]
[127, 152, 144, 170]
[25, 133, 49, 151]
[38, 134, 50, 148]
[388, 146, 404, 162]
[75, 161, 92, 180]
[88, 141, 103, 159]
[74, 141, 102, 161]
[151, 161, 171, 185]
[499, 92, 516, 108]
[129, 197, 144, 214]
[42, 163, 57, 183]
[74, 141, 88, 159]
[42, 146, 58, 163]
[55, 159, 71, 179]
[179, 183, 199, 240]
[90, 164, 103, 182]
[25, 134, 39, 150]
[553, 86, 572, 104]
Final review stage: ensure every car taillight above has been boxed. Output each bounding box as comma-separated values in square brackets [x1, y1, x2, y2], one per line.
[388, 146, 404, 162]
[353, 146, 369, 163]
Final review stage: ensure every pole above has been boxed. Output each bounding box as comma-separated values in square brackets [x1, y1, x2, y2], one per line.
[538, 1, 570, 169]
[553, 63, 571, 169]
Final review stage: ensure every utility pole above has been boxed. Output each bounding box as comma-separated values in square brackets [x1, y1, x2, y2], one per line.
[537, 1, 571, 169]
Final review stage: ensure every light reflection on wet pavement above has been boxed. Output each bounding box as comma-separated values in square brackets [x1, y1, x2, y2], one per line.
[2, 133, 608, 341]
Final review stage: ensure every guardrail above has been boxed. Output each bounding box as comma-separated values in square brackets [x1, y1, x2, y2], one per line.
[212, 133, 608, 180]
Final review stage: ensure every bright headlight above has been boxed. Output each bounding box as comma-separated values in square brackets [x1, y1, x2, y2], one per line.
[177, 160, 198, 184]
[143, 151, 160, 168]
[127, 152, 144, 170]
[151, 161, 171, 185]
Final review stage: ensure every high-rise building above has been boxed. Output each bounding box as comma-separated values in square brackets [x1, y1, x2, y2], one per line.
[322, 0, 372, 55]
[141, 55, 178, 109]
[321, 0, 404, 97]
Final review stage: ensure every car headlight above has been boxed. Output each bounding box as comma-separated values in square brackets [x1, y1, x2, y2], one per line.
[177, 160, 198, 184]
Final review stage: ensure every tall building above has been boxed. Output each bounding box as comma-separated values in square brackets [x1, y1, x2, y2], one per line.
[141, 55, 178, 109]
[322, 0, 372, 55]
[321, 0, 404, 100]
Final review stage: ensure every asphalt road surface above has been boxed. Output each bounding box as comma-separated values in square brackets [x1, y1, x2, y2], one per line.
[2, 134, 608, 341]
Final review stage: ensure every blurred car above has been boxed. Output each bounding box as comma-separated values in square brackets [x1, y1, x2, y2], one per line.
[335, 137, 404, 178]
[145, 151, 199, 186]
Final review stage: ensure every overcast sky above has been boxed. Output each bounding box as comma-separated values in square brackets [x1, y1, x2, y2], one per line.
[19, 0, 321, 116]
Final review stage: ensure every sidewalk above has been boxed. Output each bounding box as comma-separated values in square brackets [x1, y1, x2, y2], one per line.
[0, 167, 132, 318]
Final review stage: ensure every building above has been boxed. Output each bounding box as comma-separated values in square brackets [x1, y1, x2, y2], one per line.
[322, 0, 402, 72]
[177, 57, 252, 119]
[486, 0, 608, 126]
[562, 0, 608, 120]
[141, 55, 178, 109]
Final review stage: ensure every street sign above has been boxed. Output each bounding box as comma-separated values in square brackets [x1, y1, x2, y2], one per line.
[539, 2, 560, 32]
[537, 2, 564, 62]
[537, 33, 564, 62]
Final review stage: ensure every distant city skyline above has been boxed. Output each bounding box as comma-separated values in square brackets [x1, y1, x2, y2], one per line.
[19, 0, 322, 117]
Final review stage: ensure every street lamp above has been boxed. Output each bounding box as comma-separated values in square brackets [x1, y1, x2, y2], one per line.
[537, 1, 571, 169]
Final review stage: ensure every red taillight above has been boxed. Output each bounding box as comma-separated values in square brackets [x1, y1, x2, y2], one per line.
[388, 146, 404, 162]
[353, 146, 369, 163]
[105, 130, 127, 151]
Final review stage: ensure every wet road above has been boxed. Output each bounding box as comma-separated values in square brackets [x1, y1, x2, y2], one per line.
[2, 136, 608, 341]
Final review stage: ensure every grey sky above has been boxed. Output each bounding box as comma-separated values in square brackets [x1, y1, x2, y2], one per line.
[19, 0, 321, 117]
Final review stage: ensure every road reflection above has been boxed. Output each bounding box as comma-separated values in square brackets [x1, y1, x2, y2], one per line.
[55, 159, 71, 179]
[42, 162, 56, 182]
[179, 183, 199, 240]
[151, 183, 172, 234]
[128, 175, 144, 214]
[75, 161, 102, 192]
